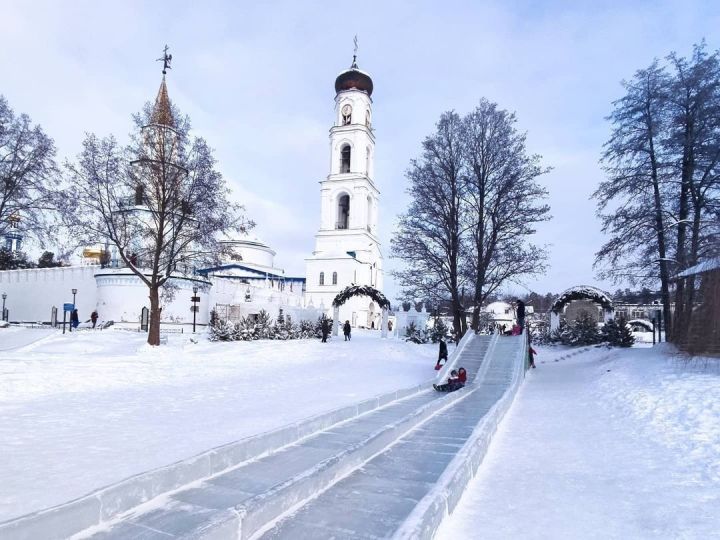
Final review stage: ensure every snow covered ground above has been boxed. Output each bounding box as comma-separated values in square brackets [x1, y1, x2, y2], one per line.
[0, 328, 436, 522]
[436, 344, 720, 539]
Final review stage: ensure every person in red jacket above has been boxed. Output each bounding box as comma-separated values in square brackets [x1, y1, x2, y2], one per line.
[433, 367, 467, 392]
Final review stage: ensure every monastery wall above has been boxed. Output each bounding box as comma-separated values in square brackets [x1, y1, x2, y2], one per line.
[0, 266, 98, 323]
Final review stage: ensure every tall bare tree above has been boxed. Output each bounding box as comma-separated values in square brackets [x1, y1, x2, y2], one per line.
[59, 79, 250, 345]
[391, 112, 468, 336]
[665, 44, 720, 335]
[595, 61, 674, 335]
[596, 43, 720, 340]
[461, 100, 551, 330]
[0, 95, 57, 246]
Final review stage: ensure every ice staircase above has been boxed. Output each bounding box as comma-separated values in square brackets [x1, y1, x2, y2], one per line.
[71, 334, 524, 540]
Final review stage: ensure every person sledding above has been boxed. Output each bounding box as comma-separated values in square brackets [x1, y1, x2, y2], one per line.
[434, 338, 448, 370]
[433, 367, 467, 393]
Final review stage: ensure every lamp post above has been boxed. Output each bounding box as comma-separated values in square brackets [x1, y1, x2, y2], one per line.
[70, 288, 78, 332]
[192, 286, 199, 333]
[1, 292, 6, 322]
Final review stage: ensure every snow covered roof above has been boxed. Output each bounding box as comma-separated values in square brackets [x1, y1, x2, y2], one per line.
[676, 257, 720, 278]
[484, 301, 512, 315]
[551, 285, 614, 314]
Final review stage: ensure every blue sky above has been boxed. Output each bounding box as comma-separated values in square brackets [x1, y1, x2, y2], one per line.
[2, 0, 719, 301]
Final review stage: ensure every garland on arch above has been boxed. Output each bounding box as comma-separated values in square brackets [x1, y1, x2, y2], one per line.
[332, 285, 390, 309]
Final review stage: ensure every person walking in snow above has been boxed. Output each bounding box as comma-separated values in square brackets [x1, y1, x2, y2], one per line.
[435, 338, 448, 370]
[70, 308, 79, 329]
[91, 310, 99, 329]
[343, 320, 351, 341]
[321, 317, 330, 343]
[528, 346, 537, 369]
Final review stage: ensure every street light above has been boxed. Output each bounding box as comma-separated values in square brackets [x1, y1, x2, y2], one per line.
[70, 288, 78, 332]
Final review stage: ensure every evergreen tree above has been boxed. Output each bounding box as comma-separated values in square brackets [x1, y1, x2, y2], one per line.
[569, 311, 601, 346]
[0, 248, 34, 270]
[37, 251, 63, 268]
[615, 316, 635, 347]
[429, 316, 450, 343]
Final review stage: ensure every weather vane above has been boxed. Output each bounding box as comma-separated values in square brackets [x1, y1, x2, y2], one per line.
[157, 45, 172, 75]
[353, 35, 358, 62]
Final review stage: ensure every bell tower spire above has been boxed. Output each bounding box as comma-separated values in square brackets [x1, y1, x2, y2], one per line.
[304, 55, 384, 329]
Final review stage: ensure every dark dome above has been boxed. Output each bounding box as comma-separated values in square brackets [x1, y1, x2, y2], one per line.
[335, 67, 373, 96]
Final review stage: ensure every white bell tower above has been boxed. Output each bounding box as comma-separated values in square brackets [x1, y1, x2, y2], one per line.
[304, 53, 384, 328]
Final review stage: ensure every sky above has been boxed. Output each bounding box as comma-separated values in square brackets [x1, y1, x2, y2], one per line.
[2, 0, 719, 302]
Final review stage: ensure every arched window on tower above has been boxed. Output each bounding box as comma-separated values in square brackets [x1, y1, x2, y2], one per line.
[337, 194, 350, 229]
[319, 272, 325, 286]
[365, 147, 371, 176]
[332, 271, 338, 285]
[340, 145, 351, 173]
[365, 110, 371, 128]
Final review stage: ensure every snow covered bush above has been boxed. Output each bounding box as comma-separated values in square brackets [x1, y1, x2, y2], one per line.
[209, 319, 235, 342]
[546, 312, 602, 347]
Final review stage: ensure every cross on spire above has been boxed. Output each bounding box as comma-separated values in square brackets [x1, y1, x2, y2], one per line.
[157, 44, 172, 75]
[351, 35, 359, 68]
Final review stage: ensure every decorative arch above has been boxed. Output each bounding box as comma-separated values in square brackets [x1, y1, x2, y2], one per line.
[332, 285, 390, 309]
[628, 319, 653, 332]
[551, 285, 614, 314]
[550, 285, 614, 331]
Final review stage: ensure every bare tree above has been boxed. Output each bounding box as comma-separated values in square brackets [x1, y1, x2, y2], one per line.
[59, 79, 250, 345]
[596, 43, 720, 340]
[595, 61, 674, 335]
[391, 112, 469, 336]
[461, 100, 551, 330]
[0, 95, 57, 245]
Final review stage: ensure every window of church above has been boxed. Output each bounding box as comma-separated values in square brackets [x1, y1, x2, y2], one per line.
[340, 145, 351, 173]
[365, 110, 371, 127]
[319, 272, 325, 286]
[337, 194, 350, 229]
[332, 272, 337, 285]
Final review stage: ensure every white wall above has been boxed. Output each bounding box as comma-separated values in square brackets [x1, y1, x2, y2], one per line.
[95, 270, 211, 325]
[0, 266, 97, 323]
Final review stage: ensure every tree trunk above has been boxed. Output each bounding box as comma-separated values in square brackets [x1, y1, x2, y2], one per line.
[148, 285, 162, 346]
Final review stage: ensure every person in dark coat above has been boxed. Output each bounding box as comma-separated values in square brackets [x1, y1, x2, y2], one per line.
[435, 338, 448, 370]
[321, 317, 330, 343]
[91, 310, 99, 329]
[528, 346, 537, 369]
[70, 309, 79, 329]
[343, 320, 351, 341]
[516, 300, 526, 333]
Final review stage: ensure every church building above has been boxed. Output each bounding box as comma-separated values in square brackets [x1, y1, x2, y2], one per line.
[0, 53, 385, 331]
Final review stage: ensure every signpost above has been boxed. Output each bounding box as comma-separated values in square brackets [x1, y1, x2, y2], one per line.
[62, 303, 74, 334]
[191, 286, 200, 333]
[140, 307, 149, 332]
